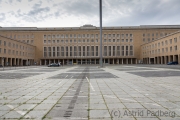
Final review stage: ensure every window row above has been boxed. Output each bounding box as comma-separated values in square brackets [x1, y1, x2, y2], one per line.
[6, 35, 34, 39]
[142, 33, 169, 37]
[0, 40, 33, 51]
[44, 34, 133, 38]
[43, 46, 133, 57]
[143, 37, 178, 49]
[143, 46, 178, 55]
[44, 39, 133, 44]
[0, 48, 34, 56]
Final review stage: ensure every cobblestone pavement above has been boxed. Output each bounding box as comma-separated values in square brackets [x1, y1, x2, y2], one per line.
[0, 65, 180, 120]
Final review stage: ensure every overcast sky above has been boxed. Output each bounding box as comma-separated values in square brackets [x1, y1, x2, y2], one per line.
[0, 0, 180, 27]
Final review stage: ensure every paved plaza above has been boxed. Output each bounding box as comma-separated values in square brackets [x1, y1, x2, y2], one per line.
[0, 65, 180, 120]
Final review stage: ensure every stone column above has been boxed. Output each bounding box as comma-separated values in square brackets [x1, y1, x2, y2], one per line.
[122, 59, 123, 64]
[113, 59, 114, 64]
[131, 58, 132, 64]
[126, 58, 128, 64]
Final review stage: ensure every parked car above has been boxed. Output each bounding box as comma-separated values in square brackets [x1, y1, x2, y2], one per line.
[0, 65, 3, 67]
[167, 61, 178, 65]
[48, 63, 60, 67]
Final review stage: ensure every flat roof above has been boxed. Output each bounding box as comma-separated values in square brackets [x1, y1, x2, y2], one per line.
[1, 25, 180, 31]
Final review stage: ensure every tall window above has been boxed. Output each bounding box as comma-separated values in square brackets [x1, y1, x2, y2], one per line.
[44, 47, 47, 57]
[57, 47, 60, 57]
[74, 46, 77, 56]
[130, 46, 133, 56]
[61, 47, 64, 56]
[87, 46, 90, 56]
[117, 46, 120, 56]
[83, 46, 85, 56]
[53, 47, 55, 57]
[78, 46, 81, 56]
[96, 46, 98, 56]
[104, 46, 107, 56]
[91, 46, 94, 56]
[121, 46, 124, 56]
[126, 46, 128, 56]
[113, 46, 115, 56]
[66, 47, 68, 56]
[69, 47, 71, 56]
[48, 47, 51, 57]
[108, 46, 111, 56]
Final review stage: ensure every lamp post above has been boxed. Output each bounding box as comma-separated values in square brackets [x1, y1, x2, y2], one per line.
[99, 0, 103, 67]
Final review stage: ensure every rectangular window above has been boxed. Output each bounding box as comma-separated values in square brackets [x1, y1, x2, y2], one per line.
[57, 47, 60, 57]
[44, 40, 46, 43]
[83, 46, 85, 56]
[130, 46, 133, 55]
[170, 46, 172, 52]
[87, 46, 90, 56]
[121, 46, 124, 56]
[91, 46, 94, 56]
[174, 38, 177, 43]
[66, 46, 68, 57]
[4, 41, 6, 46]
[108, 46, 111, 56]
[126, 46, 128, 56]
[74, 46, 77, 56]
[44, 47, 47, 57]
[53, 47, 55, 57]
[113, 46, 115, 56]
[48, 47, 51, 57]
[117, 46, 120, 56]
[0, 40, 1, 45]
[175, 46, 177, 51]
[96, 46, 98, 56]
[78, 46, 81, 56]
[104, 46, 107, 56]
[61, 47, 64, 56]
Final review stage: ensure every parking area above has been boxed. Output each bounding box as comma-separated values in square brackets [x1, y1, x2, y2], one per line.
[0, 65, 180, 119]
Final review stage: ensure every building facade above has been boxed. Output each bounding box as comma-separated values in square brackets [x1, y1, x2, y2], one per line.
[0, 35, 35, 66]
[0, 25, 180, 66]
[141, 31, 180, 64]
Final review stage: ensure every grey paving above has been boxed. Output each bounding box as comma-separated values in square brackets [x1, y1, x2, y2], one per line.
[0, 65, 180, 119]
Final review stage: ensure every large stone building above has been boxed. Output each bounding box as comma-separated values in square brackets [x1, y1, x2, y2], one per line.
[0, 25, 180, 66]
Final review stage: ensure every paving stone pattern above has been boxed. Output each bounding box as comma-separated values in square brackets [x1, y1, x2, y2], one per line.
[0, 65, 179, 119]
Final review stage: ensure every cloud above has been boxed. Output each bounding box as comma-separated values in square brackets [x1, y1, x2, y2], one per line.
[0, 0, 180, 27]
[0, 13, 6, 21]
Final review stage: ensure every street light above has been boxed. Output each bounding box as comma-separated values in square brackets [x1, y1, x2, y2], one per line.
[99, 0, 103, 67]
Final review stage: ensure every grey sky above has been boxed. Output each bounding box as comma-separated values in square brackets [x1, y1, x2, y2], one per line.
[0, 0, 180, 27]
